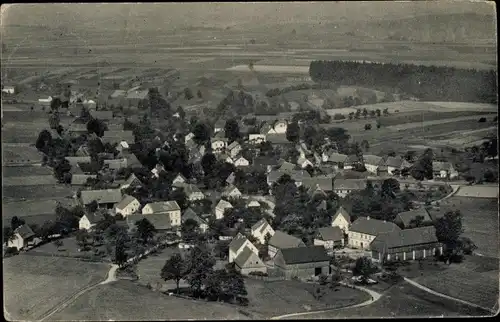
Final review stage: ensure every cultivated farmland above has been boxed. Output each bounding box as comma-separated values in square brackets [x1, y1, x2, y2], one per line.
[3, 254, 109, 321]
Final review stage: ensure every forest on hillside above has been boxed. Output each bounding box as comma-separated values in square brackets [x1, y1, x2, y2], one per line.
[309, 60, 497, 104]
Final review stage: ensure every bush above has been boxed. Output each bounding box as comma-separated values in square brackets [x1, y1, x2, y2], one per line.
[4, 247, 19, 257]
[478, 117, 487, 123]
[364, 124, 372, 130]
[333, 113, 345, 120]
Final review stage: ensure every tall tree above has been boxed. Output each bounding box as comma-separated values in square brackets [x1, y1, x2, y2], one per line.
[135, 218, 156, 244]
[193, 123, 211, 145]
[114, 237, 128, 267]
[224, 118, 241, 143]
[435, 210, 463, 250]
[185, 245, 216, 297]
[161, 253, 189, 294]
[286, 121, 300, 143]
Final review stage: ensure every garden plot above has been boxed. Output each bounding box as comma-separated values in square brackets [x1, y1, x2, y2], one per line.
[3, 175, 57, 186]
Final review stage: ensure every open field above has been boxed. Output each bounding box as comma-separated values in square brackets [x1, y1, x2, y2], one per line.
[3, 175, 58, 186]
[411, 256, 499, 311]
[289, 281, 490, 319]
[2, 184, 74, 199]
[2, 144, 44, 163]
[3, 254, 109, 321]
[30, 236, 110, 261]
[2, 165, 53, 177]
[438, 197, 499, 258]
[50, 280, 252, 320]
[2, 198, 77, 225]
[245, 279, 371, 317]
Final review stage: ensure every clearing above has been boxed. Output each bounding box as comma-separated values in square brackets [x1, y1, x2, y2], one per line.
[3, 254, 109, 321]
[49, 280, 252, 320]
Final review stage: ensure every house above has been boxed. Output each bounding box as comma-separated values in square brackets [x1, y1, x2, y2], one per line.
[120, 173, 143, 190]
[116, 141, 130, 153]
[222, 185, 242, 199]
[142, 201, 181, 221]
[331, 206, 351, 233]
[297, 157, 314, 169]
[432, 161, 459, 179]
[7, 225, 36, 250]
[126, 214, 173, 232]
[101, 131, 135, 145]
[79, 212, 106, 231]
[314, 226, 344, 251]
[185, 132, 195, 143]
[274, 246, 331, 280]
[333, 179, 367, 198]
[266, 133, 293, 146]
[385, 156, 412, 175]
[124, 89, 149, 107]
[260, 122, 275, 135]
[183, 184, 205, 201]
[343, 155, 359, 170]
[248, 133, 266, 145]
[214, 119, 226, 133]
[226, 172, 236, 185]
[279, 161, 296, 173]
[90, 110, 113, 121]
[115, 195, 141, 217]
[227, 141, 242, 158]
[289, 170, 311, 187]
[215, 199, 233, 219]
[273, 119, 288, 134]
[172, 173, 187, 185]
[182, 208, 209, 233]
[65, 156, 91, 167]
[234, 246, 268, 275]
[348, 217, 401, 250]
[234, 156, 250, 168]
[228, 233, 259, 263]
[217, 153, 234, 164]
[370, 226, 443, 262]
[363, 155, 384, 174]
[251, 218, 275, 244]
[151, 163, 166, 178]
[252, 156, 280, 173]
[268, 230, 306, 258]
[326, 153, 348, 169]
[38, 96, 53, 106]
[302, 176, 334, 195]
[394, 208, 433, 229]
[211, 137, 228, 153]
[246, 198, 261, 208]
[71, 174, 97, 186]
[103, 158, 128, 171]
[2, 85, 15, 94]
[80, 189, 123, 209]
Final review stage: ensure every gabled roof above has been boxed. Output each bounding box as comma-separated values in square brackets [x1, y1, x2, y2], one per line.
[90, 110, 113, 120]
[329, 153, 348, 163]
[81, 189, 122, 205]
[182, 208, 207, 226]
[65, 156, 91, 166]
[103, 158, 127, 170]
[127, 214, 171, 230]
[266, 133, 292, 145]
[222, 185, 241, 196]
[317, 226, 343, 241]
[290, 170, 311, 182]
[125, 90, 149, 100]
[183, 184, 203, 196]
[234, 246, 263, 269]
[260, 122, 273, 135]
[251, 218, 270, 233]
[110, 89, 126, 98]
[144, 201, 180, 213]
[269, 230, 304, 249]
[116, 195, 139, 210]
[345, 155, 360, 164]
[279, 161, 296, 173]
[253, 156, 280, 167]
[229, 233, 247, 253]
[433, 161, 454, 172]
[332, 206, 351, 223]
[395, 208, 433, 228]
[173, 173, 187, 182]
[226, 172, 236, 185]
[71, 174, 97, 185]
[83, 211, 106, 224]
[384, 156, 404, 168]
[350, 217, 401, 236]
[214, 130, 227, 139]
[279, 246, 330, 265]
[101, 131, 135, 144]
[216, 199, 233, 209]
[123, 173, 142, 186]
[333, 179, 367, 191]
[370, 226, 439, 253]
[302, 176, 334, 192]
[297, 156, 313, 166]
[14, 225, 35, 239]
[267, 170, 286, 184]
[363, 155, 384, 166]
[227, 141, 241, 150]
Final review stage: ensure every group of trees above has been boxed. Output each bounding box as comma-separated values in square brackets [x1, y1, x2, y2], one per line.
[160, 245, 247, 303]
[265, 82, 338, 98]
[309, 60, 497, 104]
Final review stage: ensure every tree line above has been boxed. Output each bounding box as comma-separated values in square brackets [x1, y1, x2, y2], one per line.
[309, 60, 497, 104]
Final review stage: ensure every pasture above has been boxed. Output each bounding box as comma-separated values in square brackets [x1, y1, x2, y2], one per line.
[2, 145, 44, 163]
[2, 165, 53, 177]
[3, 254, 109, 321]
[3, 175, 58, 186]
[411, 255, 499, 312]
[49, 280, 252, 320]
[2, 184, 74, 200]
[2, 198, 77, 225]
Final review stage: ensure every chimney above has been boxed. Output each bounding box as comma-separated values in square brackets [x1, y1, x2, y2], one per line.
[367, 216, 370, 220]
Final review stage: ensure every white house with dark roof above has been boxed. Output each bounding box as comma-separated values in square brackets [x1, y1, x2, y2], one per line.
[251, 218, 275, 244]
[142, 201, 181, 227]
[172, 173, 187, 185]
[215, 199, 233, 219]
[228, 233, 259, 263]
[432, 161, 459, 179]
[80, 189, 123, 209]
[363, 155, 384, 174]
[297, 157, 314, 169]
[268, 230, 306, 258]
[314, 226, 344, 250]
[348, 217, 401, 250]
[79, 211, 106, 231]
[7, 225, 37, 250]
[182, 208, 209, 233]
[331, 206, 351, 234]
[211, 137, 228, 153]
[333, 179, 367, 198]
[120, 173, 143, 190]
[384, 156, 412, 175]
[234, 156, 250, 168]
[227, 141, 242, 158]
[234, 246, 267, 275]
[222, 185, 242, 199]
[394, 208, 433, 229]
[115, 195, 141, 217]
[183, 184, 205, 201]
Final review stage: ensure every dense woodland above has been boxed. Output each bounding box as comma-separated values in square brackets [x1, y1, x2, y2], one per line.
[309, 60, 497, 104]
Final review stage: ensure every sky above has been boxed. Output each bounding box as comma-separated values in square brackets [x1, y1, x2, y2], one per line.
[2, 2, 495, 30]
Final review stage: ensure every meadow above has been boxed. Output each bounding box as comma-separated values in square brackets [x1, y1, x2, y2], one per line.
[3, 254, 109, 321]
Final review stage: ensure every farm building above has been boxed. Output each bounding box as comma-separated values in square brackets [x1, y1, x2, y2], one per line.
[384, 156, 412, 175]
[228, 233, 259, 263]
[370, 226, 443, 262]
[7, 225, 37, 251]
[183, 184, 205, 201]
[234, 246, 267, 275]
[115, 195, 141, 217]
[432, 161, 459, 179]
[314, 226, 344, 251]
[348, 217, 401, 250]
[363, 155, 385, 174]
[182, 208, 209, 233]
[266, 133, 293, 146]
[65, 156, 91, 167]
[79, 211, 106, 231]
[222, 185, 242, 199]
[331, 206, 351, 233]
[103, 158, 128, 171]
[333, 179, 367, 198]
[2, 85, 15, 94]
[251, 156, 280, 173]
[274, 246, 331, 280]
[215, 199, 233, 219]
[268, 231, 305, 259]
[394, 208, 433, 229]
[302, 176, 334, 195]
[126, 214, 173, 232]
[80, 189, 123, 209]
[251, 218, 275, 244]
[142, 201, 181, 227]
[119, 173, 143, 190]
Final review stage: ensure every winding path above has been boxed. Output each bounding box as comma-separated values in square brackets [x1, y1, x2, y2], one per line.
[39, 264, 119, 321]
[270, 282, 382, 320]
